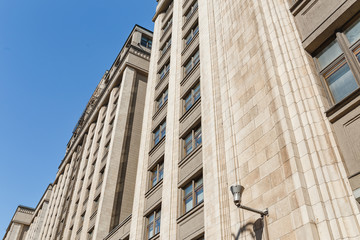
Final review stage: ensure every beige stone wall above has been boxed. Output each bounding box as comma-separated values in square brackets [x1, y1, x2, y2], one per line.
[199, 0, 360, 239]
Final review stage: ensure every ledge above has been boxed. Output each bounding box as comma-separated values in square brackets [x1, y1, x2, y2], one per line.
[149, 136, 166, 156]
[181, 62, 200, 86]
[182, 7, 198, 31]
[181, 32, 199, 56]
[179, 98, 201, 123]
[177, 201, 204, 224]
[145, 179, 163, 198]
[103, 214, 132, 240]
[158, 45, 171, 65]
[153, 101, 168, 121]
[179, 145, 202, 168]
[155, 71, 170, 90]
[326, 88, 360, 123]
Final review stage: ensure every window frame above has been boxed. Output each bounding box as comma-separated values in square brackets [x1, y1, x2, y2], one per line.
[184, 24, 199, 46]
[183, 82, 200, 113]
[150, 161, 164, 189]
[162, 16, 173, 34]
[184, 49, 200, 76]
[182, 176, 203, 214]
[146, 209, 161, 239]
[183, 125, 202, 157]
[156, 88, 169, 112]
[153, 120, 166, 146]
[184, 1, 198, 23]
[141, 36, 152, 49]
[160, 37, 172, 56]
[314, 18, 360, 106]
[159, 62, 170, 81]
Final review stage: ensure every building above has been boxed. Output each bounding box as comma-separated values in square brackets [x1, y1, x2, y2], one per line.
[4, 0, 360, 239]
[3, 25, 153, 240]
[129, 0, 360, 239]
[3, 206, 35, 240]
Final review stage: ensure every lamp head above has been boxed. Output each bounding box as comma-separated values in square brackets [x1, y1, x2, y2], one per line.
[230, 185, 245, 207]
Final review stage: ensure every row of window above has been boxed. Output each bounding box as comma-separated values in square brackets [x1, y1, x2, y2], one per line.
[184, 1, 198, 23]
[146, 175, 203, 239]
[146, 2, 203, 239]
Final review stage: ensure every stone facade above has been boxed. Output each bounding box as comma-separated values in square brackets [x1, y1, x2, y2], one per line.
[4, 0, 360, 239]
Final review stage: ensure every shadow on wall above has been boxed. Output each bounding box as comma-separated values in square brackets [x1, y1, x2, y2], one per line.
[232, 218, 264, 240]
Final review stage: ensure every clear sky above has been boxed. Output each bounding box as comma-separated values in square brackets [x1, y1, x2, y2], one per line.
[0, 0, 156, 237]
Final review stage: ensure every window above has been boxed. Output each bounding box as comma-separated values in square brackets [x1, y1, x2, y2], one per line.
[150, 161, 164, 188]
[183, 125, 202, 156]
[183, 176, 203, 213]
[185, 24, 199, 46]
[141, 36, 152, 49]
[147, 209, 161, 239]
[156, 89, 168, 111]
[154, 121, 166, 145]
[184, 50, 200, 75]
[163, 17, 173, 33]
[159, 63, 170, 80]
[184, 1, 198, 22]
[160, 37, 172, 56]
[315, 17, 360, 104]
[183, 83, 200, 112]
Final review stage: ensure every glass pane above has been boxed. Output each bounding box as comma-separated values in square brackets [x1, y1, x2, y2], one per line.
[346, 18, 360, 45]
[148, 213, 154, 223]
[186, 33, 193, 45]
[159, 163, 164, 180]
[158, 98, 163, 109]
[196, 187, 203, 204]
[195, 177, 203, 188]
[185, 61, 192, 75]
[194, 25, 199, 35]
[184, 183, 193, 196]
[151, 170, 157, 187]
[185, 94, 192, 111]
[154, 129, 160, 145]
[325, 60, 358, 103]
[194, 84, 200, 102]
[155, 218, 160, 234]
[193, 51, 200, 64]
[185, 196, 193, 212]
[316, 40, 343, 70]
[161, 122, 166, 138]
[164, 89, 168, 102]
[185, 134, 192, 154]
[160, 68, 165, 80]
[194, 127, 202, 147]
[148, 225, 154, 239]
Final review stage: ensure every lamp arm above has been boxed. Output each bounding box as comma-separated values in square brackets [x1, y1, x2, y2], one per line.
[237, 205, 269, 217]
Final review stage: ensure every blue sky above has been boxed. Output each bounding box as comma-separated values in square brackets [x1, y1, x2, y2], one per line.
[0, 0, 156, 237]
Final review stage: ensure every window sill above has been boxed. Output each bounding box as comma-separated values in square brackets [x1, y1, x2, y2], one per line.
[145, 179, 163, 198]
[325, 87, 360, 123]
[179, 144, 202, 168]
[182, 7, 198, 30]
[160, 23, 172, 43]
[148, 232, 160, 240]
[155, 71, 170, 90]
[181, 62, 200, 86]
[158, 46, 171, 65]
[153, 101, 168, 120]
[182, 32, 199, 56]
[179, 98, 201, 123]
[177, 201, 204, 224]
[149, 136, 166, 156]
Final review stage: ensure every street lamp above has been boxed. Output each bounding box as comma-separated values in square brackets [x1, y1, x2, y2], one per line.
[230, 185, 269, 217]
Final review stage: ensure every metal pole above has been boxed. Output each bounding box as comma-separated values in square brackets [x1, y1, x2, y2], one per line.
[238, 205, 268, 217]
